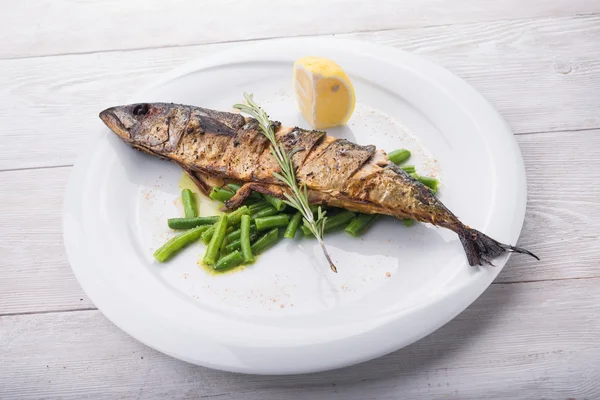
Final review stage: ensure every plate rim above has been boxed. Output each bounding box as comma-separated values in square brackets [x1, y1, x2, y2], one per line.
[63, 37, 527, 374]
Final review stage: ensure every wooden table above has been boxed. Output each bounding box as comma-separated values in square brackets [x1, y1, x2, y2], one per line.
[2, 1, 599, 398]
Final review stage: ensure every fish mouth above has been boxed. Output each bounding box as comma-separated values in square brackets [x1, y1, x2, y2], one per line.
[99, 107, 114, 125]
[99, 107, 131, 140]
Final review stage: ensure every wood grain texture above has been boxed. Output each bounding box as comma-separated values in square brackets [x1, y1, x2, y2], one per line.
[2, 0, 599, 59]
[0, 167, 94, 314]
[2, 278, 599, 399]
[495, 130, 600, 283]
[353, 16, 600, 135]
[1, 3, 599, 397]
[1, 130, 598, 314]
[1, 15, 599, 171]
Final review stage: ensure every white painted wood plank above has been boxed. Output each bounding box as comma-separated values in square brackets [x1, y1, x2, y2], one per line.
[354, 16, 600, 135]
[1, 130, 598, 314]
[2, 0, 599, 59]
[1, 15, 599, 171]
[0, 167, 95, 314]
[1, 278, 599, 399]
[495, 130, 600, 283]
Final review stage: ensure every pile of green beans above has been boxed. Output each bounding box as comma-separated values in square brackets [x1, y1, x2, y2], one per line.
[153, 188, 289, 270]
[152, 148, 439, 269]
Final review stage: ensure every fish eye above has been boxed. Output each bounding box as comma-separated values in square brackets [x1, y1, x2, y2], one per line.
[133, 103, 150, 117]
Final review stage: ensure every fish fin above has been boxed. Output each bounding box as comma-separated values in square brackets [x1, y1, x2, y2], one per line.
[180, 167, 211, 196]
[457, 227, 539, 266]
[224, 183, 255, 210]
[224, 183, 286, 210]
[246, 184, 285, 199]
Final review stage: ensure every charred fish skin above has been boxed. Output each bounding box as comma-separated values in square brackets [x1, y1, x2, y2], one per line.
[99, 102, 538, 266]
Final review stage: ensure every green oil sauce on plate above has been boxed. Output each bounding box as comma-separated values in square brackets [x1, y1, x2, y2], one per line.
[179, 171, 249, 276]
[177, 172, 223, 217]
[197, 261, 248, 276]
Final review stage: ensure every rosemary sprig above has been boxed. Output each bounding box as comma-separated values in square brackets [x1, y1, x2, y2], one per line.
[233, 93, 337, 272]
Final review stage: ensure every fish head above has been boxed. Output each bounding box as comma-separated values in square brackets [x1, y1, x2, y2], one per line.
[99, 103, 189, 152]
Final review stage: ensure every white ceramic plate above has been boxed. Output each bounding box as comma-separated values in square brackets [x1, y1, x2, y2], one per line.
[63, 38, 527, 375]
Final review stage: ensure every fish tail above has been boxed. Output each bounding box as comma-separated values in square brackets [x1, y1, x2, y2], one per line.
[457, 226, 539, 266]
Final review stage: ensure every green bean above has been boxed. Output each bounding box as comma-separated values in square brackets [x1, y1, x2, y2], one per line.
[219, 235, 229, 258]
[255, 214, 290, 231]
[225, 231, 259, 253]
[201, 225, 215, 244]
[324, 211, 355, 233]
[240, 214, 254, 263]
[225, 224, 256, 243]
[153, 225, 210, 262]
[345, 214, 378, 237]
[209, 186, 235, 202]
[215, 250, 244, 270]
[225, 184, 263, 204]
[201, 206, 250, 243]
[168, 216, 219, 230]
[242, 197, 261, 206]
[203, 213, 228, 266]
[181, 189, 198, 218]
[284, 212, 303, 239]
[408, 172, 438, 193]
[263, 194, 286, 211]
[302, 210, 356, 237]
[400, 165, 416, 174]
[251, 206, 278, 220]
[249, 200, 270, 213]
[388, 149, 411, 165]
[227, 205, 250, 226]
[417, 175, 439, 194]
[251, 228, 280, 255]
[224, 238, 242, 253]
[403, 218, 415, 227]
[242, 194, 262, 206]
[248, 192, 263, 200]
[227, 183, 242, 192]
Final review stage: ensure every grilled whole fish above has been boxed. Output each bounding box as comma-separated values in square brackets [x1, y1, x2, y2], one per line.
[99, 102, 538, 266]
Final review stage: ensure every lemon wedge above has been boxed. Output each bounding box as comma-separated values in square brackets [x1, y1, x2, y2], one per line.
[293, 56, 356, 130]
